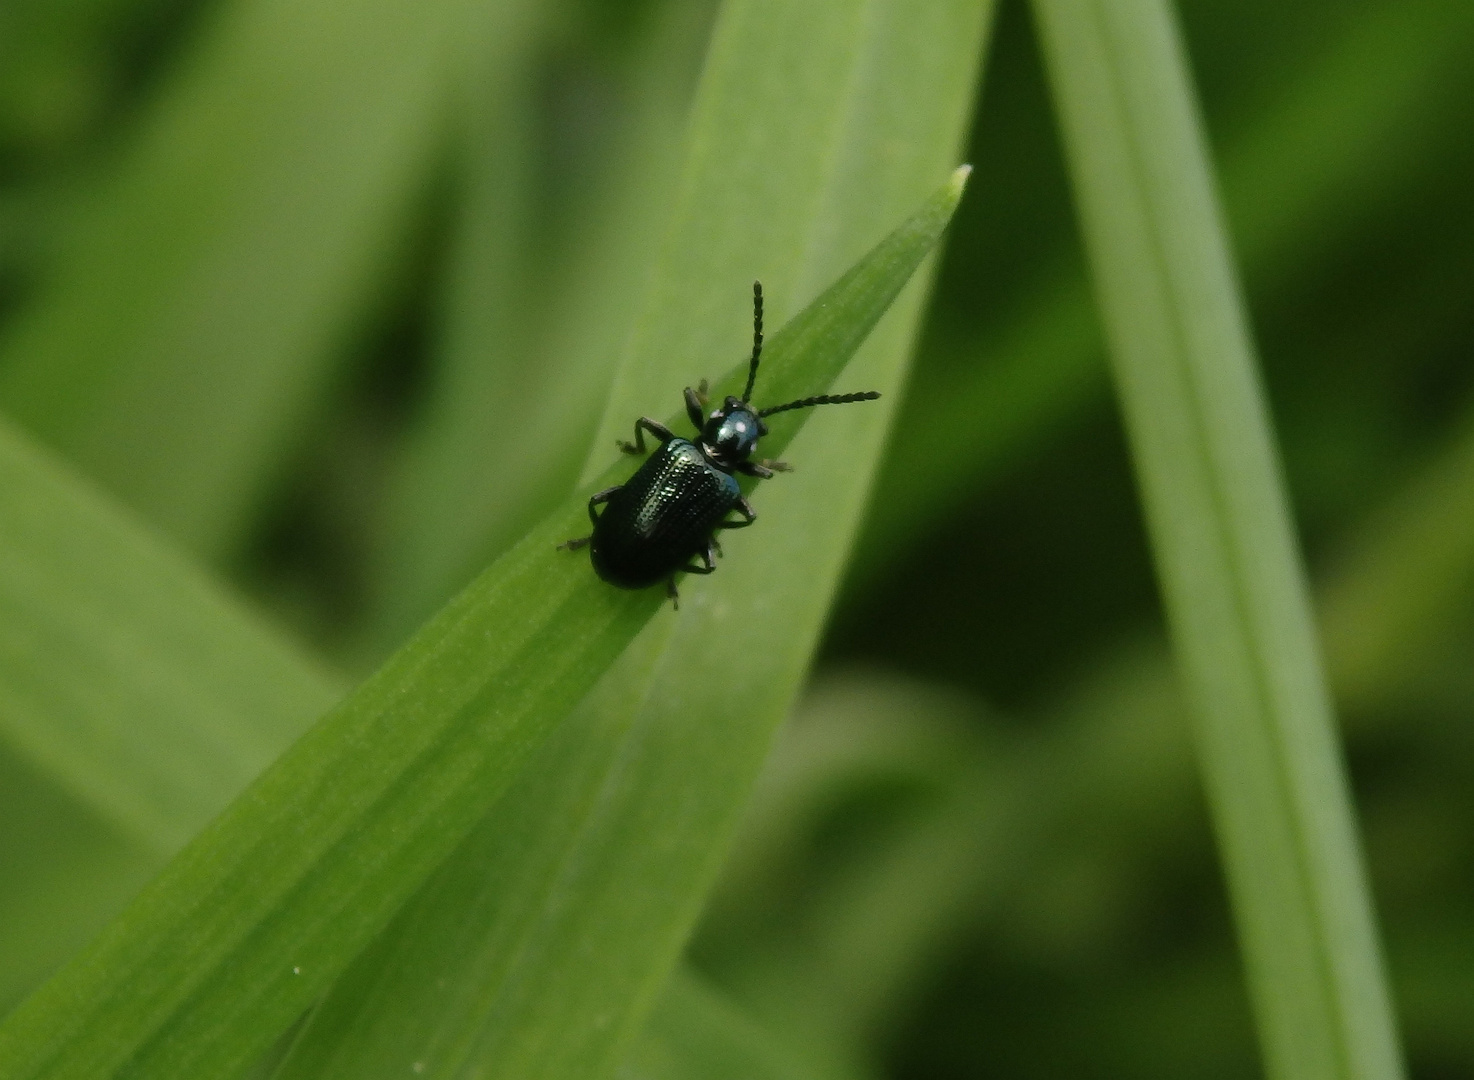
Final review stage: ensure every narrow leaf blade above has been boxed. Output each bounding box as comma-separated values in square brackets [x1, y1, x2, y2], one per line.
[270, 0, 988, 1071]
[0, 174, 966, 1080]
[1031, 2, 1404, 1079]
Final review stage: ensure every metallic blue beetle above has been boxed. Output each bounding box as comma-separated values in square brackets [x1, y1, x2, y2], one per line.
[560, 282, 880, 606]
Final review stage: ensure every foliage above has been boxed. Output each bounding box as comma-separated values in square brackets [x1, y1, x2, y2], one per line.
[3, 0, 1473, 1077]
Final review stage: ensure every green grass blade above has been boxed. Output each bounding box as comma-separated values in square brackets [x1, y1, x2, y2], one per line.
[583, 4, 984, 471]
[0, 751, 155, 1015]
[272, 169, 975, 1080]
[367, 0, 711, 650]
[852, 0, 1474, 584]
[362, 67, 546, 652]
[269, 0, 988, 1067]
[0, 415, 337, 1012]
[709, 382, 1474, 1061]
[1030, 3, 1404, 1080]
[0, 418, 339, 856]
[0, 0, 541, 557]
[0, 176, 964, 1080]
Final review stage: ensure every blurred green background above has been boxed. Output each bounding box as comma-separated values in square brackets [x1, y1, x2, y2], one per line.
[2, 0, 1472, 1077]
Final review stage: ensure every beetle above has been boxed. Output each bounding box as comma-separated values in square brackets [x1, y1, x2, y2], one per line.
[560, 281, 881, 606]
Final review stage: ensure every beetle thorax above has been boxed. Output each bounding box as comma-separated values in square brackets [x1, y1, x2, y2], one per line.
[701, 396, 763, 469]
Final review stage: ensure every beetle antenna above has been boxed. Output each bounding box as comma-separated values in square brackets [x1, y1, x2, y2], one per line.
[757, 391, 881, 418]
[742, 281, 763, 403]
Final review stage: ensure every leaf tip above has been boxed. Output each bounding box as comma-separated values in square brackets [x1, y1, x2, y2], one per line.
[949, 163, 973, 197]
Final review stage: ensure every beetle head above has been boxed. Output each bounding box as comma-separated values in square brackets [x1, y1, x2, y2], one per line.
[700, 281, 880, 471]
[702, 395, 767, 468]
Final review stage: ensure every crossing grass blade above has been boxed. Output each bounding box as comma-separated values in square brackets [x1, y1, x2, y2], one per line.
[1030, 2, 1405, 1079]
[0, 416, 342, 1012]
[0, 358, 832, 1080]
[0, 419, 341, 858]
[850, 0, 1474, 588]
[0, 750, 155, 1016]
[267, 0, 989, 1069]
[0, 170, 967, 1080]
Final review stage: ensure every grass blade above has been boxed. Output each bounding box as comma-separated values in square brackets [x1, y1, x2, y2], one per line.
[0, 751, 154, 1015]
[270, 0, 988, 1067]
[0, 175, 964, 1080]
[0, 418, 337, 1011]
[0, 0, 542, 557]
[705, 385, 1474, 1066]
[852, 0, 1474, 585]
[1030, 3, 1404, 1079]
[366, 0, 712, 651]
[0, 419, 339, 856]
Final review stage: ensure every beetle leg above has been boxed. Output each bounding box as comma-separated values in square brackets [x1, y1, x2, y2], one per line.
[683, 536, 719, 571]
[585, 485, 620, 526]
[685, 385, 706, 432]
[737, 458, 790, 479]
[559, 486, 620, 550]
[669, 534, 742, 606]
[678, 544, 718, 576]
[618, 417, 676, 456]
[715, 495, 756, 530]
